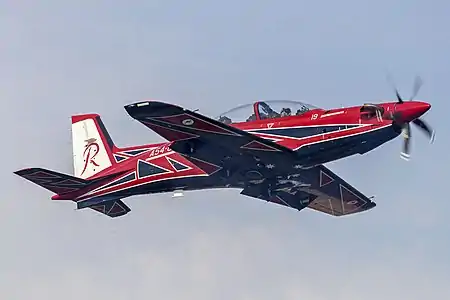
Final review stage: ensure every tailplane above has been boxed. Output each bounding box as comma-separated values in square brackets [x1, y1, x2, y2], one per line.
[14, 167, 131, 218]
[79, 198, 130, 218]
[14, 167, 92, 195]
[71, 114, 116, 179]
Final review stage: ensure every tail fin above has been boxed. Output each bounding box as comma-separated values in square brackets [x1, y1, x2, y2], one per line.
[71, 114, 116, 179]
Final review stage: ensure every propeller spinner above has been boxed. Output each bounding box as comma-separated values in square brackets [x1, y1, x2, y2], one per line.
[388, 76, 435, 160]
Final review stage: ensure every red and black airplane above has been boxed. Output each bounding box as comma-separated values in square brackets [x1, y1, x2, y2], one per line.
[14, 86, 434, 218]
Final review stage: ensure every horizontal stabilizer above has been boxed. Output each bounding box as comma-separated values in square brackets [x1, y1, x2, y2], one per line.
[14, 168, 92, 195]
[88, 199, 130, 218]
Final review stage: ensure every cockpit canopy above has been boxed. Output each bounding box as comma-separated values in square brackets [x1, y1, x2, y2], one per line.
[216, 100, 318, 124]
[360, 103, 385, 120]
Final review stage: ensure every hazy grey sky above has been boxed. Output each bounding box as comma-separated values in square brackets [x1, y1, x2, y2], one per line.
[2, 1, 449, 299]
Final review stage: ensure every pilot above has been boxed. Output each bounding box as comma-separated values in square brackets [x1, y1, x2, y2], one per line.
[280, 107, 291, 117]
[296, 106, 308, 115]
[218, 116, 232, 124]
[246, 114, 256, 122]
[259, 102, 280, 119]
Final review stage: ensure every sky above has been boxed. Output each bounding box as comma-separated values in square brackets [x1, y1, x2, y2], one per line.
[1, 0, 449, 299]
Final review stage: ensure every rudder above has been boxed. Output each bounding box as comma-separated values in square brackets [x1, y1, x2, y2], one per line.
[71, 114, 116, 179]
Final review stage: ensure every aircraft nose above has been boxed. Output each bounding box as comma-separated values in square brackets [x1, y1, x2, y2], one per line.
[420, 102, 431, 113]
[399, 101, 431, 122]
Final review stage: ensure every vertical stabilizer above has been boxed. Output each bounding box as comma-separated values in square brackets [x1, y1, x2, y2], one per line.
[71, 114, 116, 179]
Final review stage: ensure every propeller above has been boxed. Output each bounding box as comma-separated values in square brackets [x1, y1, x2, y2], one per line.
[386, 75, 435, 160]
[409, 76, 423, 100]
[400, 123, 411, 160]
[388, 75, 423, 104]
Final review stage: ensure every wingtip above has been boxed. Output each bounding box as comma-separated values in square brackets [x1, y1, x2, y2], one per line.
[124, 100, 160, 115]
[13, 168, 32, 176]
[124, 100, 169, 109]
[124, 101, 149, 109]
[124, 100, 184, 119]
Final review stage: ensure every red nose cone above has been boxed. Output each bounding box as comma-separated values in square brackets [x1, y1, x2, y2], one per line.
[413, 101, 431, 119]
[398, 101, 431, 122]
[419, 102, 431, 114]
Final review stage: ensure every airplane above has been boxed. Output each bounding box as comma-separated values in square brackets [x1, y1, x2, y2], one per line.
[14, 82, 434, 218]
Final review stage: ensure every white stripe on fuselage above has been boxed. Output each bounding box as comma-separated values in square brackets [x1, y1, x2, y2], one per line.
[248, 124, 370, 141]
[320, 111, 344, 118]
[293, 124, 392, 150]
[247, 123, 367, 132]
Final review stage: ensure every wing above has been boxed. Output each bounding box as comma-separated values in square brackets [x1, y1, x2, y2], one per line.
[125, 101, 375, 217]
[241, 184, 315, 212]
[124, 101, 303, 176]
[241, 164, 376, 216]
[302, 165, 376, 216]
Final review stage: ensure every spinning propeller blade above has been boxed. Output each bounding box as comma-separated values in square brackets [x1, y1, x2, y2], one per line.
[412, 118, 435, 142]
[386, 75, 434, 159]
[400, 123, 411, 160]
[387, 73, 406, 104]
[409, 76, 423, 100]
